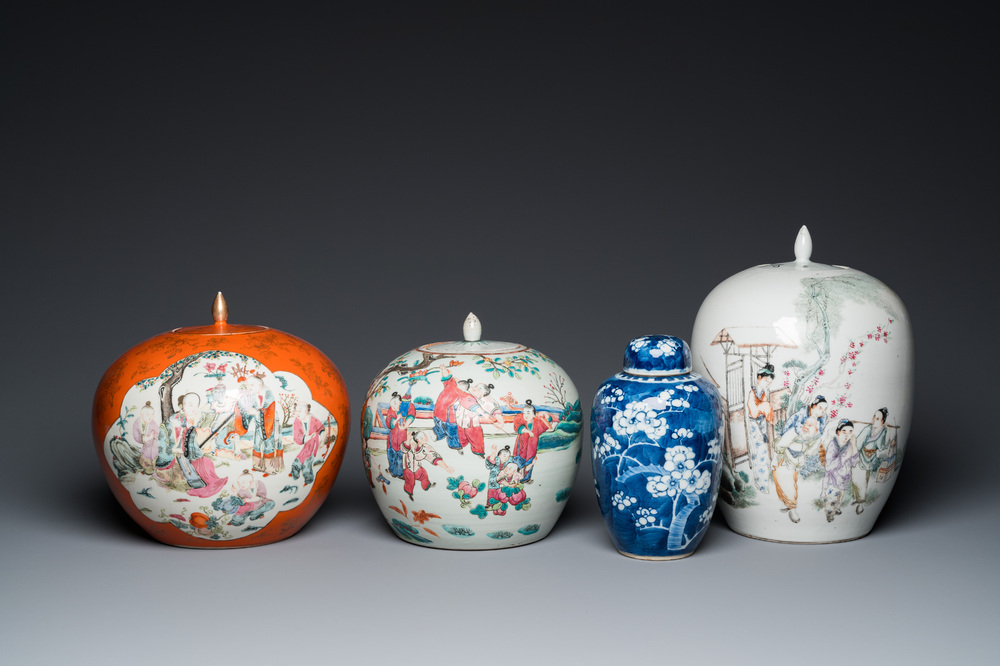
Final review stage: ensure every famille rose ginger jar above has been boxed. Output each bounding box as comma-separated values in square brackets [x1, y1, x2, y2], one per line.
[92, 293, 350, 547]
[691, 226, 913, 543]
[361, 313, 583, 549]
[591, 335, 724, 560]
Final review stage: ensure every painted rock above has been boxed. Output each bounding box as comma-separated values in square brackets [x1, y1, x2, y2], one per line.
[92, 293, 350, 547]
[591, 335, 725, 560]
[361, 313, 583, 549]
[691, 226, 914, 543]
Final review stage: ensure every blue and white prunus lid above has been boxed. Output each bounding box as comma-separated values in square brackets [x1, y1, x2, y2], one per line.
[622, 335, 692, 376]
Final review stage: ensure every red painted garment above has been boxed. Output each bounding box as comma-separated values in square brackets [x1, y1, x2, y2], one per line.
[433, 375, 469, 423]
[512, 414, 550, 463]
[387, 403, 415, 452]
[234, 394, 276, 438]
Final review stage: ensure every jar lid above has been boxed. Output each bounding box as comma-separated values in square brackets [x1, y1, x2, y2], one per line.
[623, 335, 691, 376]
[169, 292, 269, 336]
[416, 313, 527, 354]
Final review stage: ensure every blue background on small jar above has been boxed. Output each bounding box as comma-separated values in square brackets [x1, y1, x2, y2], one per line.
[591, 372, 724, 558]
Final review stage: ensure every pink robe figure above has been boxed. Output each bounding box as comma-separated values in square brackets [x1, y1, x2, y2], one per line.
[294, 415, 325, 463]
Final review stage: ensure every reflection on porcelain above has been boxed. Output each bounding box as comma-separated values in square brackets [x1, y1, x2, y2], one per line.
[691, 227, 913, 543]
[362, 314, 582, 549]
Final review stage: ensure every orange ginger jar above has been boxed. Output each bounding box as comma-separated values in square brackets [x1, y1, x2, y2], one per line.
[92, 293, 350, 547]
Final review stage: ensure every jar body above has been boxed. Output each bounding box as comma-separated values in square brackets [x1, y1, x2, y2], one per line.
[591, 371, 724, 559]
[93, 327, 349, 547]
[691, 265, 913, 543]
[362, 345, 582, 549]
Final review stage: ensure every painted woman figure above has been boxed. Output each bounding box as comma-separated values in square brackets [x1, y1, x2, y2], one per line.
[401, 431, 454, 501]
[772, 395, 828, 523]
[235, 375, 283, 475]
[386, 392, 414, 477]
[155, 392, 228, 497]
[745, 364, 775, 494]
[853, 407, 892, 514]
[291, 403, 325, 485]
[512, 399, 550, 481]
[820, 419, 859, 523]
[132, 400, 160, 474]
[432, 370, 473, 451]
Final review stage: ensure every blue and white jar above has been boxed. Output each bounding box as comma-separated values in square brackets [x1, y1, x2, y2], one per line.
[591, 335, 725, 560]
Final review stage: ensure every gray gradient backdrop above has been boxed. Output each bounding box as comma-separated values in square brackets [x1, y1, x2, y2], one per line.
[2, 4, 996, 664]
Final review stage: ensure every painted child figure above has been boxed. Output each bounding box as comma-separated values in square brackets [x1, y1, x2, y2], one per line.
[819, 420, 859, 523]
[290, 403, 325, 485]
[485, 444, 528, 515]
[432, 370, 474, 452]
[511, 399, 551, 482]
[453, 382, 503, 457]
[131, 400, 160, 474]
[401, 430, 454, 501]
[386, 392, 414, 478]
[226, 471, 277, 527]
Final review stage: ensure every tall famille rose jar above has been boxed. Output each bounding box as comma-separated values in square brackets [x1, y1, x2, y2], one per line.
[361, 313, 583, 549]
[92, 293, 350, 547]
[691, 227, 914, 543]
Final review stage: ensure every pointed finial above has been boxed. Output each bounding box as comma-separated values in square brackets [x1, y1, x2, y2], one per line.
[212, 292, 228, 324]
[463, 312, 482, 341]
[794, 225, 812, 265]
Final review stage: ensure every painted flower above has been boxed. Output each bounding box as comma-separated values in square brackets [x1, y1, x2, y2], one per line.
[612, 492, 637, 511]
[613, 401, 668, 440]
[601, 386, 625, 405]
[684, 468, 712, 495]
[648, 338, 679, 358]
[594, 432, 621, 458]
[706, 438, 721, 458]
[671, 427, 695, 440]
[630, 338, 650, 352]
[635, 507, 659, 527]
[664, 445, 696, 472]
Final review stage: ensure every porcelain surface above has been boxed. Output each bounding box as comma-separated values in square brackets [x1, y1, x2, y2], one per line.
[93, 294, 350, 547]
[691, 227, 913, 543]
[591, 335, 724, 559]
[362, 314, 582, 549]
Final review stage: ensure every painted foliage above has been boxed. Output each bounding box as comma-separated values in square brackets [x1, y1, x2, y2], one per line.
[103, 351, 339, 541]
